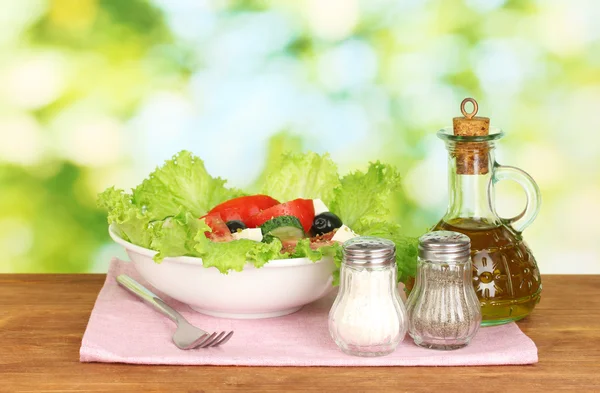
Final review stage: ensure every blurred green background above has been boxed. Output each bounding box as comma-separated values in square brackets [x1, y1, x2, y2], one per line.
[1, 0, 599, 273]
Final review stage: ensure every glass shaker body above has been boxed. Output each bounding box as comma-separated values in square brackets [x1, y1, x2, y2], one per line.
[329, 237, 407, 357]
[407, 231, 481, 350]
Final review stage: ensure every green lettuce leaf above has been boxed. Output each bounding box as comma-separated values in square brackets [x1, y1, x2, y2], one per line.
[148, 211, 208, 261]
[357, 219, 418, 283]
[193, 234, 285, 273]
[290, 238, 340, 261]
[148, 211, 286, 273]
[261, 152, 340, 205]
[97, 187, 153, 248]
[330, 162, 402, 229]
[291, 239, 343, 285]
[330, 162, 418, 283]
[241, 239, 286, 268]
[133, 150, 244, 220]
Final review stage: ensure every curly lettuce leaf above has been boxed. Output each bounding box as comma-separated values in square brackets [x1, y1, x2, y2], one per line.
[261, 152, 340, 205]
[133, 151, 244, 219]
[148, 211, 207, 261]
[330, 162, 418, 283]
[97, 187, 153, 248]
[148, 211, 285, 273]
[243, 239, 287, 269]
[358, 220, 418, 283]
[330, 162, 402, 229]
[193, 235, 285, 273]
[291, 239, 343, 285]
[290, 238, 340, 261]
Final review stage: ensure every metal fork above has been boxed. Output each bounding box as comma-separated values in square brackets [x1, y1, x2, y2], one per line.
[116, 274, 233, 349]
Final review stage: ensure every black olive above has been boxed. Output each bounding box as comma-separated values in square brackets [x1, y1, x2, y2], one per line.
[311, 212, 343, 236]
[226, 220, 247, 233]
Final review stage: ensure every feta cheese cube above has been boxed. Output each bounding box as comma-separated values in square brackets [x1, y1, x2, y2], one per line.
[332, 225, 359, 243]
[232, 228, 263, 242]
[313, 199, 329, 215]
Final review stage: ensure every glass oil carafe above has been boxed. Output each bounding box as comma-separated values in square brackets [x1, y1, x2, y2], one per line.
[433, 98, 542, 326]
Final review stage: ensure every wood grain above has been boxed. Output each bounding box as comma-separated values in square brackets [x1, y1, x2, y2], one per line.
[0, 275, 599, 392]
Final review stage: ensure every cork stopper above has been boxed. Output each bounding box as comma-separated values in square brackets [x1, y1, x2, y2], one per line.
[453, 98, 490, 175]
[453, 98, 490, 137]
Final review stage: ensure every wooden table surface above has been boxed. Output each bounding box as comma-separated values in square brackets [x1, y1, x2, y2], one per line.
[1, 275, 599, 392]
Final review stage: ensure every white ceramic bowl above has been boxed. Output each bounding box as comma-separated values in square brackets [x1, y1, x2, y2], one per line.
[109, 225, 336, 319]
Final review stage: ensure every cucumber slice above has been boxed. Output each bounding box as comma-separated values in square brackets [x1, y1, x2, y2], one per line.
[260, 216, 305, 242]
[262, 234, 277, 244]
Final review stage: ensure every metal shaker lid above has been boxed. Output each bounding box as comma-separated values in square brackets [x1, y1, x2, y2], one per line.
[418, 231, 471, 262]
[343, 236, 396, 266]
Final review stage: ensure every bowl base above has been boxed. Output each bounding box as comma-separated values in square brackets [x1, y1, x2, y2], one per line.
[189, 305, 303, 319]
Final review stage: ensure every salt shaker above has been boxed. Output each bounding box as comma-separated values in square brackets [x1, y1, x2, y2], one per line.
[407, 231, 481, 350]
[328, 237, 407, 357]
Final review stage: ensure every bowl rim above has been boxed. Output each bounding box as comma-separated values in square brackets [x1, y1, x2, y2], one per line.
[108, 224, 333, 268]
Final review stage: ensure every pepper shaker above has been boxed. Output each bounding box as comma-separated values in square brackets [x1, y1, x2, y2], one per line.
[328, 237, 407, 357]
[407, 231, 481, 350]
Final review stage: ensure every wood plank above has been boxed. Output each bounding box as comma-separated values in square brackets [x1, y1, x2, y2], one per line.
[0, 275, 599, 392]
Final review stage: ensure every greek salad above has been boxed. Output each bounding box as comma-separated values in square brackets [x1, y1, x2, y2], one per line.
[201, 194, 358, 252]
[99, 151, 417, 285]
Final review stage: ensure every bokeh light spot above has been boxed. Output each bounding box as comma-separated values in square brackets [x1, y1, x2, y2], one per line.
[0, 114, 44, 165]
[306, 0, 358, 41]
[3, 53, 68, 110]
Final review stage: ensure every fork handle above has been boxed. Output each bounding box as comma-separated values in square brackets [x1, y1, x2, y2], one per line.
[116, 274, 184, 324]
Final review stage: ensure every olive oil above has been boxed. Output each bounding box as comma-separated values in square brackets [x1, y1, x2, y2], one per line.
[434, 218, 542, 326]
[430, 98, 543, 325]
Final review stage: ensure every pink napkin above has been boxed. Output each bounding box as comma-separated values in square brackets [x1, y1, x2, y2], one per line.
[80, 258, 538, 366]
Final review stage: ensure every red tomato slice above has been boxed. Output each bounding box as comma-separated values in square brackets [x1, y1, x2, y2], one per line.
[200, 213, 232, 242]
[247, 198, 315, 232]
[208, 195, 280, 224]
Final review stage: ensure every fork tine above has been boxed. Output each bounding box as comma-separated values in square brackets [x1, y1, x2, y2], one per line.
[202, 331, 225, 348]
[186, 333, 212, 349]
[207, 331, 229, 347]
[212, 331, 234, 347]
[197, 332, 219, 348]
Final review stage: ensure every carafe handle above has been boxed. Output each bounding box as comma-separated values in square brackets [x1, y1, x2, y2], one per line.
[492, 165, 541, 234]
